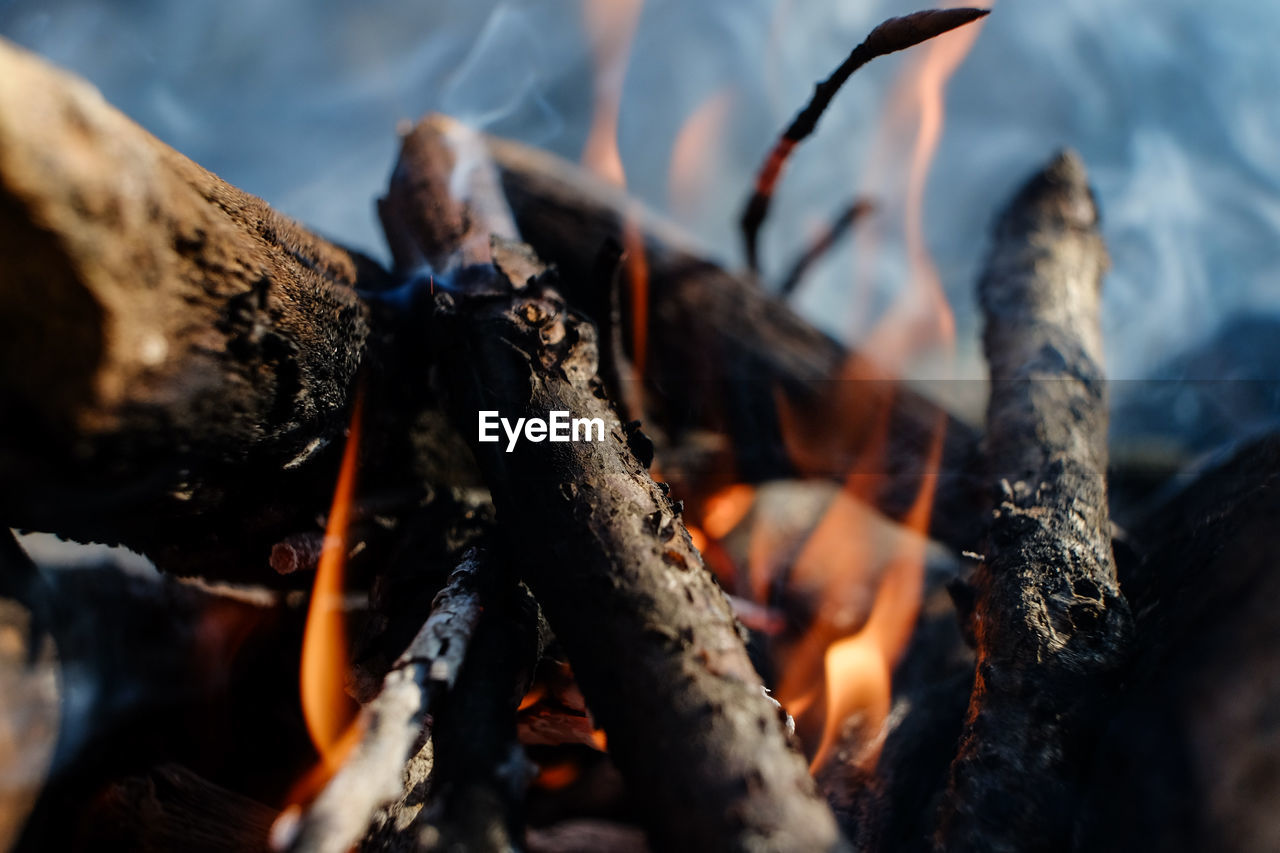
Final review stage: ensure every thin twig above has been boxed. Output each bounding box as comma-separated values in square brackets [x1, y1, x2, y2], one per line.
[778, 199, 874, 296]
[278, 549, 491, 853]
[739, 8, 989, 272]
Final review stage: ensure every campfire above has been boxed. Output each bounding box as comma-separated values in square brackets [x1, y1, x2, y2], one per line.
[2, 4, 1278, 853]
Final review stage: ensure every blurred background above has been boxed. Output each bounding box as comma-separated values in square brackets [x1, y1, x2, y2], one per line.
[2, 0, 1278, 446]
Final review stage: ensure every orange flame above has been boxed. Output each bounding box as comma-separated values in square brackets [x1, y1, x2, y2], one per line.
[580, 0, 650, 381]
[298, 391, 365, 782]
[764, 4, 987, 772]
[580, 0, 644, 186]
[807, 417, 944, 771]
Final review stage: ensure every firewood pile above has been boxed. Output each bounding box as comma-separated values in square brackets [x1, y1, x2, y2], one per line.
[2, 8, 1278, 853]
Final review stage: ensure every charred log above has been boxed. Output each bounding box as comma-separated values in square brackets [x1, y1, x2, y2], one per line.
[382, 117, 844, 853]
[0, 533, 58, 853]
[7, 536, 311, 852]
[936, 152, 1133, 852]
[411, 561, 540, 853]
[1076, 432, 1280, 852]
[0, 38, 403, 577]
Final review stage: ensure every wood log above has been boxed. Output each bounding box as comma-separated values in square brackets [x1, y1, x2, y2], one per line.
[936, 152, 1133, 851]
[1075, 432, 1280, 852]
[5, 535, 312, 850]
[479, 127, 985, 553]
[383, 116, 844, 853]
[0, 38, 406, 577]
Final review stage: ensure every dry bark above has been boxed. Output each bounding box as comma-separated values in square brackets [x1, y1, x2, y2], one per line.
[0, 38, 407, 577]
[383, 116, 844, 853]
[482, 128, 985, 553]
[936, 152, 1133, 851]
[410, 565, 540, 853]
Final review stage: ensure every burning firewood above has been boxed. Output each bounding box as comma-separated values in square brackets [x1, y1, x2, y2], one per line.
[277, 547, 537, 853]
[481, 128, 986, 555]
[381, 115, 844, 853]
[11, 6, 1279, 851]
[2, 530, 313, 851]
[937, 152, 1134, 851]
[408, 558, 541, 853]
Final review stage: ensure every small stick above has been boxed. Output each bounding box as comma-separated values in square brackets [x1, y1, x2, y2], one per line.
[739, 8, 989, 272]
[778, 199, 874, 296]
[279, 549, 490, 853]
[413, 576, 541, 852]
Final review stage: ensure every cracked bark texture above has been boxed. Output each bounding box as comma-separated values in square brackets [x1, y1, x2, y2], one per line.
[381, 115, 842, 853]
[431, 275, 841, 853]
[0, 38, 391, 577]
[936, 151, 1133, 852]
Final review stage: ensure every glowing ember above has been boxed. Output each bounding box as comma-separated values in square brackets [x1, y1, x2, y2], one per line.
[687, 525, 708, 554]
[298, 390, 365, 782]
[535, 760, 581, 791]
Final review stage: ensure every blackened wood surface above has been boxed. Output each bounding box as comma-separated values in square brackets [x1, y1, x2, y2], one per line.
[381, 119, 842, 851]
[0, 39, 387, 576]
[937, 152, 1133, 852]
[1075, 433, 1280, 853]
[87, 764, 279, 853]
[433, 275, 842, 852]
[414, 564, 540, 853]
[482, 128, 984, 553]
